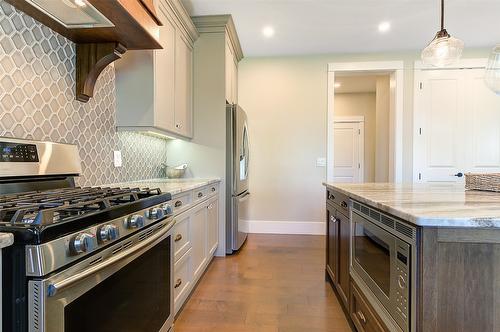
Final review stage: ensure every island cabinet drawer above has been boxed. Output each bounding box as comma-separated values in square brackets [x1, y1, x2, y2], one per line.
[172, 192, 192, 214]
[173, 211, 191, 262]
[174, 248, 193, 314]
[350, 281, 389, 332]
[326, 189, 349, 213]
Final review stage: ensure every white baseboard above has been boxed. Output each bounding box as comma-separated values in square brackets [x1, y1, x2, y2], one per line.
[243, 220, 325, 235]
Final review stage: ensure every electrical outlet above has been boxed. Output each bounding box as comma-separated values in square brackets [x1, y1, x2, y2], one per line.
[316, 157, 326, 167]
[113, 151, 122, 168]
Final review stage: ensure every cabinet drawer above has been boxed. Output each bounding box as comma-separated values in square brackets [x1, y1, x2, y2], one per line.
[174, 248, 192, 314]
[173, 211, 191, 262]
[193, 186, 209, 202]
[350, 281, 388, 332]
[172, 192, 192, 214]
[207, 183, 218, 196]
[327, 189, 349, 214]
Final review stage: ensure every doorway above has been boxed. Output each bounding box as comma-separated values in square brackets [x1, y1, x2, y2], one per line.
[327, 61, 404, 183]
[333, 118, 364, 183]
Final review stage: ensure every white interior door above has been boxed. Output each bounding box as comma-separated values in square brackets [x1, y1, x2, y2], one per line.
[333, 121, 364, 183]
[414, 68, 500, 182]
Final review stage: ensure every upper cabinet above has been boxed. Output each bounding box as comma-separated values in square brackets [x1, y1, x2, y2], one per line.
[5, 0, 163, 102]
[115, 0, 198, 139]
[192, 15, 244, 105]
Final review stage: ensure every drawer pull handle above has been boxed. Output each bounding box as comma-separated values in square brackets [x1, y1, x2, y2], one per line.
[197, 192, 203, 198]
[341, 201, 348, 209]
[330, 215, 336, 223]
[174, 278, 182, 288]
[357, 310, 367, 324]
[328, 193, 335, 200]
[174, 200, 182, 208]
[211, 187, 216, 192]
[174, 234, 182, 242]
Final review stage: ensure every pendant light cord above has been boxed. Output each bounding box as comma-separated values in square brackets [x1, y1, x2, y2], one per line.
[441, 0, 444, 30]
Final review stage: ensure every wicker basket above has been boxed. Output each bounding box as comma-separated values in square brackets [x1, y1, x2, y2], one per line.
[465, 173, 500, 192]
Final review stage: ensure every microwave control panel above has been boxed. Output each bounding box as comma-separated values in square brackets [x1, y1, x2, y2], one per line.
[395, 241, 410, 326]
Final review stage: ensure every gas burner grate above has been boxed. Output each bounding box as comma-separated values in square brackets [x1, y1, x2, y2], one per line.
[0, 187, 163, 225]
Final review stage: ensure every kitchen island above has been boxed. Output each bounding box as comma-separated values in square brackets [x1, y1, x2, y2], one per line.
[323, 182, 500, 332]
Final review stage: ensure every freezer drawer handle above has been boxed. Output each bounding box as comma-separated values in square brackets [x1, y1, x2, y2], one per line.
[174, 278, 182, 288]
[47, 221, 172, 297]
[174, 200, 182, 208]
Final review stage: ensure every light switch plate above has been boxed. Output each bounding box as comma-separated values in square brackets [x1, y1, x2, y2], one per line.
[316, 157, 326, 167]
[113, 151, 122, 168]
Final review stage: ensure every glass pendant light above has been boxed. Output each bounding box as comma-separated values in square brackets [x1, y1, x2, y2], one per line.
[484, 45, 500, 95]
[421, 0, 464, 67]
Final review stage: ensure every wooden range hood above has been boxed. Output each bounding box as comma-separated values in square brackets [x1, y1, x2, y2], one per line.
[5, 0, 163, 102]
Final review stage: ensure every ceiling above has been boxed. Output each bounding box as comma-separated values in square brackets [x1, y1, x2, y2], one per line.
[181, 0, 500, 57]
[334, 75, 379, 94]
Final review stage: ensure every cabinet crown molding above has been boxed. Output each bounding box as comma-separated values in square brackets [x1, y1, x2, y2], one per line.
[164, 0, 199, 44]
[192, 15, 244, 62]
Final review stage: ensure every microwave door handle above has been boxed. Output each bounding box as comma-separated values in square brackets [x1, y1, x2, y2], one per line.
[47, 221, 173, 297]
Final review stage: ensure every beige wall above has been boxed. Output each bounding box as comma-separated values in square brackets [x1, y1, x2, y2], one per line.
[238, 49, 489, 226]
[375, 76, 390, 182]
[335, 93, 376, 182]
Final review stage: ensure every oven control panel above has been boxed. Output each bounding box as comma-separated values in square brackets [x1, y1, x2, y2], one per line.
[0, 142, 39, 162]
[395, 242, 410, 326]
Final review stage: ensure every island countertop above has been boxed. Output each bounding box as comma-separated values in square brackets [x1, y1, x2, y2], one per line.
[324, 182, 500, 228]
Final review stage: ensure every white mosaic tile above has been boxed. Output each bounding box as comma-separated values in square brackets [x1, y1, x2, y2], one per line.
[0, 0, 168, 187]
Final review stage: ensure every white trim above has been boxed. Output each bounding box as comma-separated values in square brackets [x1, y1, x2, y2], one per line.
[327, 61, 404, 183]
[328, 61, 404, 72]
[243, 220, 325, 235]
[414, 58, 488, 70]
[334, 115, 365, 123]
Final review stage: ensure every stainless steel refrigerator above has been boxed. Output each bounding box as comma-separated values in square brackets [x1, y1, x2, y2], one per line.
[226, 104, 249, 254]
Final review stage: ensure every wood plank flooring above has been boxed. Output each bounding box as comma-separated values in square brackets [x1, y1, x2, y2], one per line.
[174, 234, 352, 332]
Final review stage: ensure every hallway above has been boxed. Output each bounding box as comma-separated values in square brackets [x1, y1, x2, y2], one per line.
[175, 234, 352, 332]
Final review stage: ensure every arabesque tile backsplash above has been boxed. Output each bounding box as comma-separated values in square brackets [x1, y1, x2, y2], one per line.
[0, 0, 168, 187]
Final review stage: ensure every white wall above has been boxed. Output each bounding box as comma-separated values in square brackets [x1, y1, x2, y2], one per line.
[238, 49, 490, 234]
[335, 93, 376, 182]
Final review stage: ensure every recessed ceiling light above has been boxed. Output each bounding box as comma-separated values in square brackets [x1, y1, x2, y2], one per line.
[74, 0, 87, 7]
[334, 82, 341, 88]
[262, 26, 275, 38]
[378, 21, 391, 33]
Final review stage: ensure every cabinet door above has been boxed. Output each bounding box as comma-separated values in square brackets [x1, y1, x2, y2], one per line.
[154, 1, 175, 131]
[225, 40, 234, 104]
[174, 31, 193, 137]
[207, 198, 219, 256]
[326, 204, 338, 284]
[337, 210, 350, 308]
[191, 202, 207, 280]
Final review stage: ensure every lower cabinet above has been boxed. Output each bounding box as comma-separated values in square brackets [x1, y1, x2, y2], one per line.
[350, 280, 389, 332]
[326, 203, 339, 284]
[172, 190, 219, 315]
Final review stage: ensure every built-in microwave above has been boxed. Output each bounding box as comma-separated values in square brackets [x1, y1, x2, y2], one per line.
[351, 201, 417, 332]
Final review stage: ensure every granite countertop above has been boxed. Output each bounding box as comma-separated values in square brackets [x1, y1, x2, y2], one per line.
[0, 233, 13, 249]
[324, 182, 500, 228]
[105, 178, 221, 196]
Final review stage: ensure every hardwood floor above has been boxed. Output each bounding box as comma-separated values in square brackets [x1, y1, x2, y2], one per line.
[174, 234, 352, 332]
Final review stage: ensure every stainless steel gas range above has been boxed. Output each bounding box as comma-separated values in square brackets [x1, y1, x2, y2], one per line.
[0, 138, 175, 332]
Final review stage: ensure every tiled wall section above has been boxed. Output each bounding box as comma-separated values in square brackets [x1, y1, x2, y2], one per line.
[0, 1, 168, 187]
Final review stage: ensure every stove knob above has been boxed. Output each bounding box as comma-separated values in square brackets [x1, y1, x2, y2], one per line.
[161, 203, 173, 216]
[97, 224, 119, 243]
[125, 215, 145, 229]
[70, 233, 97, 255]
[145, 208, 164, 220]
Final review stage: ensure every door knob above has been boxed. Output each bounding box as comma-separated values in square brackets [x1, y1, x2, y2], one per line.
[454, 172, 464, 178]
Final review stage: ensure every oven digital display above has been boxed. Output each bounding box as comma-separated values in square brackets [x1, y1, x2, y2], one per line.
[0, 142, 39, 162]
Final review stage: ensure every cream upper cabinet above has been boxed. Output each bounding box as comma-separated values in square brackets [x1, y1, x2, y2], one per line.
[225, 38, 239, 104]
[115, 0, 198, 139]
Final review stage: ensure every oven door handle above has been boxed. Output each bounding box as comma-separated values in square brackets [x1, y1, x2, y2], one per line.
[47, 221, 173, 297]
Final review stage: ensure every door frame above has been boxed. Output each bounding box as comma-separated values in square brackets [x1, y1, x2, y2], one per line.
[327, 61, 404, 183]
[333, 116, 365, 183]
[412, 58, 489, 182]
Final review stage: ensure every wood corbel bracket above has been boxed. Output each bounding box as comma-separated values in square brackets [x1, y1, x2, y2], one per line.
[76, 42, 127, 103]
